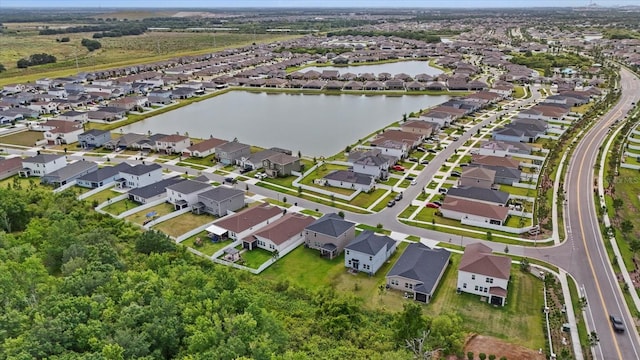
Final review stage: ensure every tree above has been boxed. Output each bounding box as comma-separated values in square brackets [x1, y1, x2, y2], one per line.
[0, 63, 5, 72]
[520, 258, 530, 272]
[489, 355, 496, 360]
[621, 220, 634, 234]
[393, 302, 427, 344]
[135, 229, 175, 255]
[479, 353, 487, 360]
[468, 352, 474, 360]
[612, 198, 623, 210]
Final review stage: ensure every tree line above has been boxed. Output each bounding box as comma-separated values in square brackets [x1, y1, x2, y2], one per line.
[0, 184, 470, 359]
[16, 53, 56, 68]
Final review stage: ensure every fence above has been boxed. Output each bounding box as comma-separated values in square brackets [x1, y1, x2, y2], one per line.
[143, 206, 191, 229]
[77, 182, 116, 200]
[461, 218, 532, 234]
[117, 197, 167, 219]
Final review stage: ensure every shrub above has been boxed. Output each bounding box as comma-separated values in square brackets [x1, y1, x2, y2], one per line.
[479, 354, 487, 360]
[467, 351, 474, 360]
[81, 38, 102, 51]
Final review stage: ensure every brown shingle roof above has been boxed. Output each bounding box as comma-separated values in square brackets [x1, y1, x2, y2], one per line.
[461, 166, 496, 182]
[471, 154, 520, 169]
[442, 197, 509, 221]
[187, 137, 228, 153]
[458, 243, 511, 280]
[214, 203, 282, 233]
[248, 213, 314, 245]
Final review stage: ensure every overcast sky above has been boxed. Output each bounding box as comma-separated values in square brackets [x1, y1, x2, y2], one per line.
[0, 0, 638, 8]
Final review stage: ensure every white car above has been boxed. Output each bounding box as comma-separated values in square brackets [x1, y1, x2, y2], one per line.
[411, 179, 417, 186]
[254, 172, 267, 180]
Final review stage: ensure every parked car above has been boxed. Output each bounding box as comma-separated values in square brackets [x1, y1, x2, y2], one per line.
[427, 149, 438, 154]
[395, 193, 403, 201]
[416, 147, 427, 152]
[405, 176, 415, 181]
[421, 160, 430, 165]
[391, 165, 405, 171]
[438, 188, 448, 194]
[239, 167, 251, 174]
[224, 177, 238, 184]
[460, 163, 469, 167]
[452, 136, 459, 141]
[411, 179, 417, 186]
[433, 201, 443, 207]
[408, 157, 419, 162]
[426, 202, 440, 209]
[254, 172, 267, 180]
[451, 171, 462, 177]
[387, 200, 396, 207]
[610, 315, 625, 333]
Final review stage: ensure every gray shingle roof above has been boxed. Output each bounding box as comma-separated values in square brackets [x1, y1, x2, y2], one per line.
[198, 186, 244, 202]
[42, 161, 97, 182]
[166, 179, 211, 194]
[345, 231, 396, 256]
[324, 170, 373, 185]
[80, 129, 110, 137]
[305, 213, 355, 238]
[121, 163, 162, 176]
[446, 186, 509, 205]
[128, 177, 184, 200]
[472, 165, 521, 180]
[77, 162, 131, 183]
[387, 243, 451, 295]
[24, 154, 65, 164]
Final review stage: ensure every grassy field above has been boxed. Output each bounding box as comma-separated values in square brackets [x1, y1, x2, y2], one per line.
[101, 198, 140, 216]
[0, 32, 299, 85]
[152, 212, 215, 238]
[125, 202, 175, 225]
[260, 244, 545, 349]
[0, 131, 44, 147]
[84, 188, 122, 205]
[0, 175, 50, 191]
[240, 247, 274, 269]
[183, 231, 232, 257]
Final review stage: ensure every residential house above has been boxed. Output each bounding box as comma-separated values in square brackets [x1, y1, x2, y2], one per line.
[471, 154, 520, 169]
[304, 213, 356, 259]
[471, 165, 522, 186]
[39, 120, 84, 145]
[240, 149, 280, 170]
[262, 152, 301, 178]
[78, 129, 111, 149]
[323, 170, 375, 192]
[376, 129, 423, 149]
[183, 137, 228, 158]
[344, 231, 397, 275]
[349, 150, 390, 180]
[216, 140, 251, 165]
[19, 154, 66, 177]
[476, 140, 532, 157]
[209, 203, 283, 242]
[369, 138, 408, 159]
[103, 133, 147, 150]
[401, 120, 434, 138]
[440, 197, 509, 226]
[419, 111, 454, 127]
[446, 186, 510, 206]
[457, 243, 511, 306]
[386, 243, 451, 303]
[458, 167, 496, 189]
[41, 161, 98, 187]
[117, 163, 163, 189]
[58, 110, 88, 122]
[77, 162, 132, 188]
[155, 134, 190, 154]
[0, 157, 24, 180]
[243, 213, 314, 253]
[165, 179, 212, 210]
[192, 187, 245, 216]
[127, 177, 184, 204]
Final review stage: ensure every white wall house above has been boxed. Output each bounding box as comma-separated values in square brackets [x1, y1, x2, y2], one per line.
[118, 163, 163, 189]
[244, 213, 314, 253]
[344, 231, 397, 275]
[20, 154, 66, 177]
[165, 180, 211, 210]
[456, 243, 511, 306]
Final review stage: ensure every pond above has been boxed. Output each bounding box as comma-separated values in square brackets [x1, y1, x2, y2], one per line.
[119, 91, 449, 157]
[301, 60, 443, 77]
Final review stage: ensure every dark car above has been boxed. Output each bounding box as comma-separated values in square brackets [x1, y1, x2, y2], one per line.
[406, 176, 415, 181]
[395, 193, 403, 201]
[224, 177, 238, 184]
[451, 171, 462, 177]
[408, 157, 419, 162]
[421, 160, 430, 165]
[239, 167, 251, 174]
[427, 149, 438, 154]
[387, 200, 396, 207]
[433, 201, 442, 207]
[610, 315, 625, 333]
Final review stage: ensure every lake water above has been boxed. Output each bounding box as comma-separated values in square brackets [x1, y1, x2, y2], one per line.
[301, 60, 443, 77]
[119, 91, 449, 157]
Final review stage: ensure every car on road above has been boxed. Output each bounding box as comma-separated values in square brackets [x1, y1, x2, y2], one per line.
[426, 202, 440, 208]
[224, 177, 238, 184]
[387, 200, 396, 207]
[452, 136, 459, 141]
[391, 165, 405, 171]
[610, 315, 625, 333]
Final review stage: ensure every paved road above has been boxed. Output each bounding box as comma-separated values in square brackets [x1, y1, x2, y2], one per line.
[523, 68, 640, 359]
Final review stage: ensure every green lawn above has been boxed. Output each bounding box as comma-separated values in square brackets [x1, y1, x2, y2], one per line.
[152, 212, 215, 238]
[0, 131, 43, 147]
[262, 175, 296, 188]
[0, 175, 49, 191]
[300, 209, 323, 217]
[513, 86, 526, 99]
[125, 202, 175, 225]
[428, 255, 545, 350]
[350, 188, 388, 208]
[101, 198, 140, 216]
[183, 154, 217, 166]
[176, 162, 207, 171]
[184, 231, 232, 256]
[498, 184, 536, 197]
[84, 188, 122, 206]
[372, 192, 400, 212]
[380, 177, 400, 186]
[357, 224, 391, 235]
[505, 215, 531, 228]
[399, 205, 419, 219]
[240, 247, 275, 269]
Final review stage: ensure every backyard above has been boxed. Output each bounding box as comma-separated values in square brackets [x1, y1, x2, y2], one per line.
[125, 202, 175, 225]
[102, 198, 140, 216]
[84, 188, 122, 206]
[0, 130, 44, 147]
[152, 212, 215, 238]
[183, 231, 233, 257]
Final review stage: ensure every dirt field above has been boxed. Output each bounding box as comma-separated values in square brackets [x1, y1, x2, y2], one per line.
[0, 130, 43, 147]
[463, 335, 546, 360]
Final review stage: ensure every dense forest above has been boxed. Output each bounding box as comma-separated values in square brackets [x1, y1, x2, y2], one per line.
[0, 185, 464, 359]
